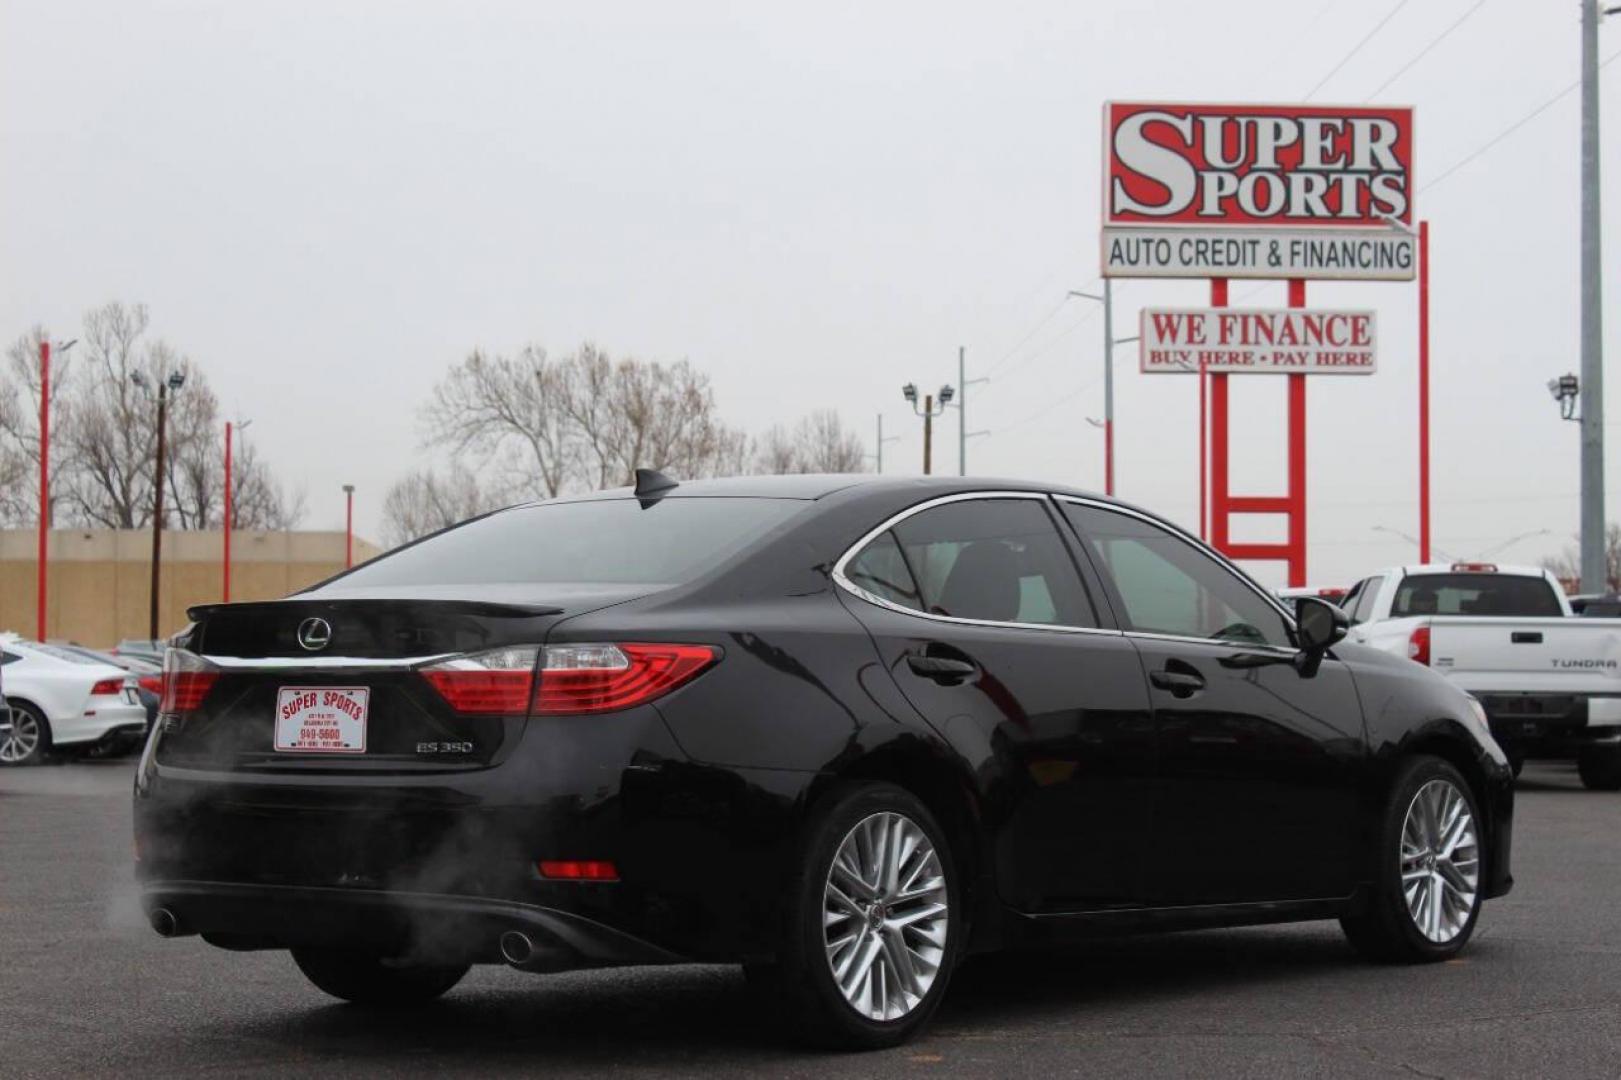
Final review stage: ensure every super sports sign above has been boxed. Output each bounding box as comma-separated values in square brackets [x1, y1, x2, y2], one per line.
[1101, 102, 1416, 280]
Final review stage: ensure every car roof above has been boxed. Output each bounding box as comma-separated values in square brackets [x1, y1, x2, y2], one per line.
[519, 473, 1115, 506]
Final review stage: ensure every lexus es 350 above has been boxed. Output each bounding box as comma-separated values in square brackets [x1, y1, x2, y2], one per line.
[136, 474, 1513, 1049]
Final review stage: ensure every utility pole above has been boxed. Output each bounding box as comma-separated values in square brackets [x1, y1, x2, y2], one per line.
[923, 396, 934, 475]
[902, 381, 952, 476]
[136, 370, 186, 641]
[951, 346, 989, 476]
[872, 414, 900, 473]
[1581, 0, 1608, 590]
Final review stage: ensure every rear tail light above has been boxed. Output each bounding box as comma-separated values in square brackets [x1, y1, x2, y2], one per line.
[161, 648, 220, 714]
[90, 678, 125, 696]
[418, 642, 718, 715]
[538, 860, 619, 882]
[137, 675, 163, 697]
[419, 645, 539, 714]
[534, 643, 718, 715]
[1408, 625, 1431, 666]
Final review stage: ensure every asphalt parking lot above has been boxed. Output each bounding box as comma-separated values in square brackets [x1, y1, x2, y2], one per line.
[2, 759, 1617, 1079]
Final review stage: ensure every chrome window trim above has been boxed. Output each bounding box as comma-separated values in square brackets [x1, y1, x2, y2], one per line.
[830, 490, 1122, 638]
[1051, 494, 1300, 640]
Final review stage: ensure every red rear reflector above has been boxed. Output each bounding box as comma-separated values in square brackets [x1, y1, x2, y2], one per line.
[90, 678, 125, 696]
[420, 669, 534, 714]
[1408, 625, 1431, 666]
[161, 671, 219, 713]
[538, 860, 619, 882]
[533, 643, 718, 715]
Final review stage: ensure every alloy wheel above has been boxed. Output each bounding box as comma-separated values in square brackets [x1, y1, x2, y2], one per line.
[822, 811, 949, 1022]
[1400, 778, 1480, 943]
[0, 708, 40, 764]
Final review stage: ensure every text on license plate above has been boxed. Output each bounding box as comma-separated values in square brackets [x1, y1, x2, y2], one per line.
[275, 686, 369, 754]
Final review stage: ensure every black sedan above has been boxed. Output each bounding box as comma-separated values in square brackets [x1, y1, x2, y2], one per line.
[135, 474, 1513, 1049]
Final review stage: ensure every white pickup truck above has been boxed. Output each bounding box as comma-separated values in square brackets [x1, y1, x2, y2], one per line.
[1341, 562, 1621, 790]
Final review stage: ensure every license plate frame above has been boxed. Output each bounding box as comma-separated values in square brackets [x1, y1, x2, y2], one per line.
[274, 686, 370, 754]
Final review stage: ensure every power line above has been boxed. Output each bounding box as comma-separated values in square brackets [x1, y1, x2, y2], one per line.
[1363, 0, 1487, 101]
[983, 304, 1102, 391]
[984, 295, 1071, 379]
[1303, 0, 1413, 101]
[1422, 47, 1621, 193]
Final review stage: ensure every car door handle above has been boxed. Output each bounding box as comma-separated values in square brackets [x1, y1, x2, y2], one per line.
[1150, 668, 1206, 698]
[905, 654, 977, 683]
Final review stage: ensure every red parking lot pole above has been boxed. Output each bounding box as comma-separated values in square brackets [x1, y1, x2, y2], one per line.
[223, 421, 233, 602]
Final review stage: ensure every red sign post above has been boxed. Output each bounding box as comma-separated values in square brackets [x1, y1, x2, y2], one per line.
[1102, 101, 1416, 586]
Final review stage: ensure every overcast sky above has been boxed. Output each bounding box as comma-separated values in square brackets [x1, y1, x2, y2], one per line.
[3, 0, 1617, 586]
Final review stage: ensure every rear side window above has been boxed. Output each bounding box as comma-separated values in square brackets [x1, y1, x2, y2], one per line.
[337, 497, 807, 587]
[1350, 576, 1384, 623]
[880, 498, 1096, 627]
[843, 531, 924, 610]
[1390, 574, 1564, 617]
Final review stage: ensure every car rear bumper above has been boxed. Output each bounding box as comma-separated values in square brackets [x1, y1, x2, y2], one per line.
[140, 879, 686, 969]
[55, 701, 149, 747]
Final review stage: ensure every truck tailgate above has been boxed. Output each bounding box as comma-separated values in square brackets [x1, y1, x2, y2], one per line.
[1429, 617, 1621, 696]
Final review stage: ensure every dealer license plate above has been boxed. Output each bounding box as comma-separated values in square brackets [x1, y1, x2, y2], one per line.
[274, 686, 369, 754]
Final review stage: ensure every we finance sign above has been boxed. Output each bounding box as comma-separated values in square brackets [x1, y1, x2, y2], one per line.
[1101, 102, 1415, 281]
[1139, 308, 1377, 375]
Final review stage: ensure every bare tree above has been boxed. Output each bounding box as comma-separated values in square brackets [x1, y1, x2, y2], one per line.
[753, 410, 867, 474]
[422, 346, 572, 500]
[381, 465, 500, 547]
[0, 326, 73, 525]
[3, 301, 303, 532]
[420, 342, 750, 496]
[1541, 523, 1621, 592]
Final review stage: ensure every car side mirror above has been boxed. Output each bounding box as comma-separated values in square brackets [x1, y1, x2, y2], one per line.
[1292, 596, 1349, 676]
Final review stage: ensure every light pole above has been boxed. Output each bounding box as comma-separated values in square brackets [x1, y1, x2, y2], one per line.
[134, 369, 187, 641]
[1067, 288, 1136, 495]
[36, 337, 76, 641]
[1578, 3, 1617, 589]
[343, 484, 356, 568]
[870, 414, 900, 473]
[944, 346, 989, 476]
[902, 382, 953, 475]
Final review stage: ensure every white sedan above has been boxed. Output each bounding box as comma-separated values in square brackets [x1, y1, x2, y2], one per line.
[0, 640, 149, 765]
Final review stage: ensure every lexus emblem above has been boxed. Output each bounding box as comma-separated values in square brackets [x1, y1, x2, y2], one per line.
[297, 617, 333, 652]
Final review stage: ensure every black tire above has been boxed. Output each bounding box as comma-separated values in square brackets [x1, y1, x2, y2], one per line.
[1341, 755, 1484, 963]
[290, 949, 469, 1007]
[762, 782, 961, 1050]
[1, 699, 53, 767]
[1577, 744, 1621, 791]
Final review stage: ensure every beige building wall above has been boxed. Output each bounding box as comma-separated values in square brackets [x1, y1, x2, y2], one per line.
[0, 529, 384, 648]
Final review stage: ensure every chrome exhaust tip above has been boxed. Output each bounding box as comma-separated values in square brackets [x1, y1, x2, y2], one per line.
[149, 907, 182, 938]
[499, 930, 535, 966]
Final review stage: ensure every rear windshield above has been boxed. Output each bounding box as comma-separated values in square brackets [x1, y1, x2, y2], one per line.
[336, 497, 807, 587]
[1390, 574, 1564, 618]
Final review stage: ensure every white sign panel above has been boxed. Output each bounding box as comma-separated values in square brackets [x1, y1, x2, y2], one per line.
[274, 686, 370, 754]
[1103, 227, 1414, 281]
[1140, 308, 1377, 375]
